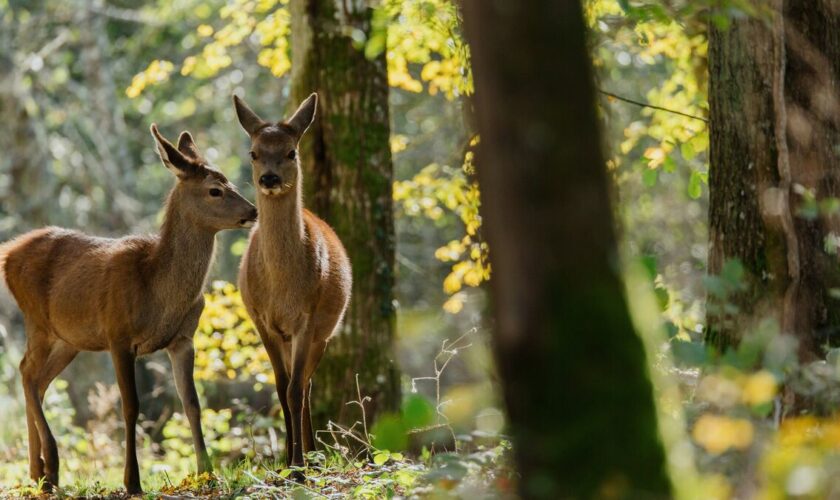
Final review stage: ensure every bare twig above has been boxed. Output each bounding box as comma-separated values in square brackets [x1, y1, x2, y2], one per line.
[344, 374, 372, 444]
[598, 88, 709, 123]
[411, 328, 476, 425]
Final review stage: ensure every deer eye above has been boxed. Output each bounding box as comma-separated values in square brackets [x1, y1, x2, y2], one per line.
[209, 188, 223, 198]
[249, 151, 257, 161]
[287, 149, 296, 160]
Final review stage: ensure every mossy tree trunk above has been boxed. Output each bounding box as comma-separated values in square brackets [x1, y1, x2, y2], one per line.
[707, 1, 840, 360]
[462, 1, 672, 498]
[289, 0, 399, 428]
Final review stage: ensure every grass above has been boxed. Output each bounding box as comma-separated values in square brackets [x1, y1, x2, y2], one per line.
[0, 440, 515, 499]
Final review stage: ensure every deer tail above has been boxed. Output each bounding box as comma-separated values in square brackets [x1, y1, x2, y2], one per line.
[0, 234, 27, 293]
[0, 239, 12, 292]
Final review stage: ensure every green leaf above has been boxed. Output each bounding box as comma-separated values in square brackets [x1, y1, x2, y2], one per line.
[688, 170, 703, 199]
[681, 141, 697, 161]
[720, 259, 745, 287]
[279, 468, 292, 478]
[642, 168, 658, 187]
[663, 156, 677, 173]
[671, 340, 708, 367]
[371, 413, 408, 451]
[690, 133, 709, 154]
[401, 395, 435, 430]
[373, 451, 390, 466]
[820, 197, 840, 216]
[365, 32, 387, 60]
[751, 401, 774, 418]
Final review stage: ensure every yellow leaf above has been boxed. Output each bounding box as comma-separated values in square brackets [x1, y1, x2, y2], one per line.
[443, 273, 462, 294]
[197, 24, 214, 37]
[742, 370, 777, 407]
[443, 294, 465, 314]
[692, 414, 754, 455]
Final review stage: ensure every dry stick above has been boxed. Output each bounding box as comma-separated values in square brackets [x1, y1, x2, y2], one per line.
[412, 329, 475, 425]
[597, 88, 709, 123]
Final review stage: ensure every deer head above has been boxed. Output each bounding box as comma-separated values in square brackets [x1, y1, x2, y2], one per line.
[232, 93, 317, 197]
[150, 124, 257, 230]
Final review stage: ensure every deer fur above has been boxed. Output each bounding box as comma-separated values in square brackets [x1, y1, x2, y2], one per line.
[0, 125, 257, 494]
[233, 93, 352, 467]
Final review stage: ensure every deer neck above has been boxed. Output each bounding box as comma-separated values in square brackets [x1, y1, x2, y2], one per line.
[256, 182, 306, 267]
[152, 192, 217, 308]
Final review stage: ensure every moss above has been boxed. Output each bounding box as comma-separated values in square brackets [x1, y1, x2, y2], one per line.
[290, 0, 400, 428]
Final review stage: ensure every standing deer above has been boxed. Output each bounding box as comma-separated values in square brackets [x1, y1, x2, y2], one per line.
[0, 125, 257, 494]
[233, 93, 352, 467]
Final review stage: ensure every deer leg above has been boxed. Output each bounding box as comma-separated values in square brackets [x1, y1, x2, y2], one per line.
[24, 404, 43, 484]
[112, 348, 142, 494]
[288, 328, 314, 467]
[262, 332, 294, 466]
[301, 341, 327, 454]
[20, 338, 61, 490]
[29, 341, 78, 489]
[167, 336, 212, 474]
[36, 342, 79, 400]
[21, 349, 48, 488]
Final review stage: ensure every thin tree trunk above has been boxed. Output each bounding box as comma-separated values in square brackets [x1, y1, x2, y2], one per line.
[289, 0, 399, 428]
[707, 1, 840, 360]
[462, 1, 672, 498]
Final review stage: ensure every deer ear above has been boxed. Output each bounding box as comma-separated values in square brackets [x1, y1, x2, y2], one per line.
[285, 93, 318, 139]
[177, 131, 202, 160]
[150, 124, 199, 179]
[233, 95, 267, 136]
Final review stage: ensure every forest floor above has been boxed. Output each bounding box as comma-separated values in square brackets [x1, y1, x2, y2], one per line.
[0, 441, 516, 499]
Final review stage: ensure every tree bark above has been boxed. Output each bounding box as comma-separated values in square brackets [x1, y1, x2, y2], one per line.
[707, 1, 840, 360]
[462, 1, 671, 498]
[289, 0, 400, 428]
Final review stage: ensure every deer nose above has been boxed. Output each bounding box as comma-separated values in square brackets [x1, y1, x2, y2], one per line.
[259, 173, 282, 188]
[248, 208, 258, 221]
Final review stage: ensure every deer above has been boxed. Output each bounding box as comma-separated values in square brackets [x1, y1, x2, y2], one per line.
[0, 125, 258, 494]
[232, 93, 352, 468]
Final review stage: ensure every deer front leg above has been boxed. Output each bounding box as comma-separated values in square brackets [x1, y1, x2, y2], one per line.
[167, 335, 212, 474]
[112, 348, 142, 494]
[288, 321, 314, 467]
[272, 354, 294, 465]
[256, 323, 295, 466]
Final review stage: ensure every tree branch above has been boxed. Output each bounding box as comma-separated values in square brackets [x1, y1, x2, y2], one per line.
[597, 88, 709, 123]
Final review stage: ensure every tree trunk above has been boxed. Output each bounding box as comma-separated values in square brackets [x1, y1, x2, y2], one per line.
[289, 0, 400, 429]
[462, 2, 671, 498]
[707, 1, 840, 360]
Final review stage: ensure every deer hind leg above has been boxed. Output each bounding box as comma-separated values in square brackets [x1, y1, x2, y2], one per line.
[301, 341, 328, 454]
[24, 403, 43, 485]
[34, 342, 79, 487]
[37, 341, 79, 427]
[20, 335, 66, 490]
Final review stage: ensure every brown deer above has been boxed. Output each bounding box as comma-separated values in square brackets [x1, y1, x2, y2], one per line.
[232, 93, 352, 467]
[0, 125, 257, 494]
